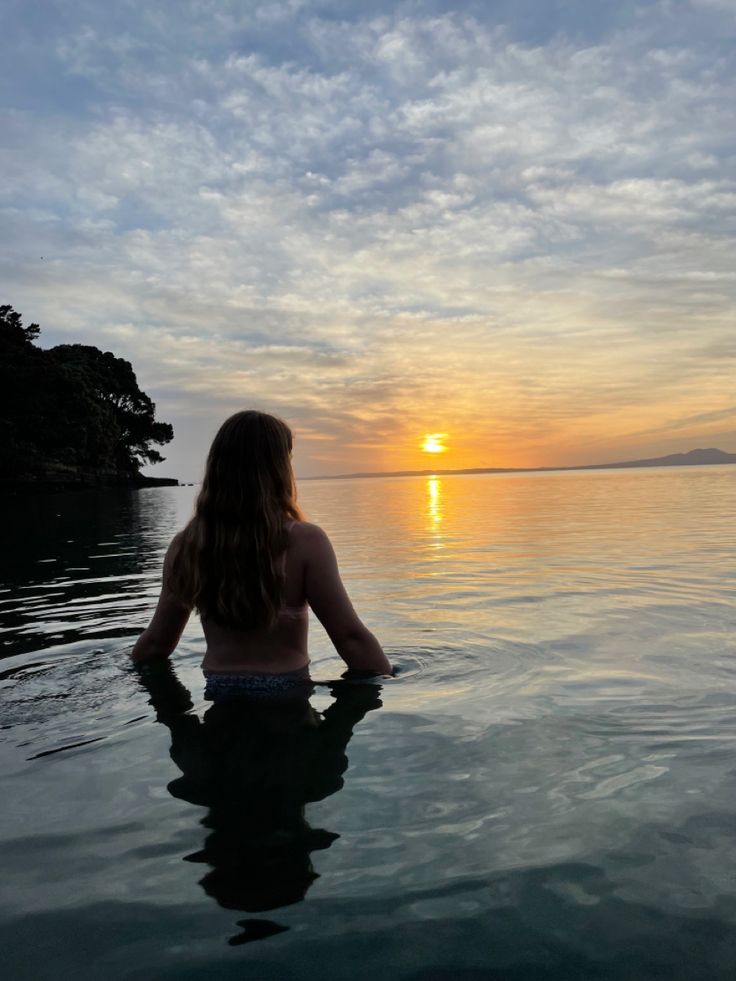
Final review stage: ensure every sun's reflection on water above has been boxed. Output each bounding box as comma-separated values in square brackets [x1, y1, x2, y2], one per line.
[426, 476, 444, 540]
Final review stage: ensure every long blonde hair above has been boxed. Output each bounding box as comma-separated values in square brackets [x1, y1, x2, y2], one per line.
[169, 410, 303, 628]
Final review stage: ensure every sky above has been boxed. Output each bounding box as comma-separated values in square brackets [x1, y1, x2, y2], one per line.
[3, 0, 736, 480]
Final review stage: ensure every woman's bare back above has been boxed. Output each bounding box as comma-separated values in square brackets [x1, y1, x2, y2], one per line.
[133, 520, 392, 677]
[201, 520, 308, 673]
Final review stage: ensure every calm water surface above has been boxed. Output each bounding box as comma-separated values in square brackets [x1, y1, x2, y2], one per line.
[1, 467, 736, 980]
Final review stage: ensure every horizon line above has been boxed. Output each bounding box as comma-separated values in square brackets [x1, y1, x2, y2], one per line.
[297, 447, 736, 482]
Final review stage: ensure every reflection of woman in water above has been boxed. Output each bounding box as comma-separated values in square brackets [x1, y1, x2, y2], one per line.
[136, 660, 383, 944]
[131, 409, 393, 689]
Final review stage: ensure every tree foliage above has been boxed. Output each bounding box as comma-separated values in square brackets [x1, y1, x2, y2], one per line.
[0, 305, 173, 481]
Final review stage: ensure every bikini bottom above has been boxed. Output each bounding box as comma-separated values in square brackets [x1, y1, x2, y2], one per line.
[203, 665, 312, 703]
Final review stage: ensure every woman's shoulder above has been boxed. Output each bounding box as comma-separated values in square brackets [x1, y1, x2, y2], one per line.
[288, 520, 333, 555]
[166, 529, 186, 556]
[162, 530, 187, 584]
[289, 520, 328, 542]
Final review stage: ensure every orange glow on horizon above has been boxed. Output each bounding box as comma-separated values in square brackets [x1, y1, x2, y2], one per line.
[299, 393, 736, 475]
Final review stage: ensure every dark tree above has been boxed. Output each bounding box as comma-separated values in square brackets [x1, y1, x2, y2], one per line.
[0, 305, 174, 483]
[0, 305, 40, 346]
[50, 344, 174, 473]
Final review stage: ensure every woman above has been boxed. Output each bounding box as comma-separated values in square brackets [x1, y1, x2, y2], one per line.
[131, 410, 393, 698]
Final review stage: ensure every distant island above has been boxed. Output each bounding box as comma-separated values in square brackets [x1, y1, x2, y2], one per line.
[1, 305, 177, 492]
[305, 447, 736, 482]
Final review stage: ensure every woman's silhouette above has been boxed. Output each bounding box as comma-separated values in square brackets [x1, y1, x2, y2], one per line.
[132, 409, 393, 689]
[130, 410, 392, 940]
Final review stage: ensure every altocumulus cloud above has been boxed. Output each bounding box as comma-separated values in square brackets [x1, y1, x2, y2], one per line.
[2, 0, 735, 477]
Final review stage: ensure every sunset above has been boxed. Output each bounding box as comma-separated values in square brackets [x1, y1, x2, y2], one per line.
[421, 433, 448, 455]
[3, 1, 736, 977]
[3, 0, 735, 480]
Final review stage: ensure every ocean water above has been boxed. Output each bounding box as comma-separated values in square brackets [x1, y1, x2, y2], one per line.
[1, 466, 736, 980]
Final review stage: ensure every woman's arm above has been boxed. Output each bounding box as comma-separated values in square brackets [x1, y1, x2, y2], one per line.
[303, 524, 393, 675]
[130, 534, 192, 664]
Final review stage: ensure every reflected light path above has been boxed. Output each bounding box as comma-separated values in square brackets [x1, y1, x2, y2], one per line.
[426, 477, 444, 538]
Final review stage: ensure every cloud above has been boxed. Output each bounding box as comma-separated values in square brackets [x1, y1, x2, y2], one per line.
[1, 0, 735, 476]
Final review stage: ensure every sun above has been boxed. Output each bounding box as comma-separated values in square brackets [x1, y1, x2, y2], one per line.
[421, 433, 448, 454]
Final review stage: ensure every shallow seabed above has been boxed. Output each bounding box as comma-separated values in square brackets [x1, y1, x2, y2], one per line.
[1, 466, 736, 980]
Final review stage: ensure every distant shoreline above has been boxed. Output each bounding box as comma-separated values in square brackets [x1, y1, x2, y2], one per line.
[21, 448, 736, 496]
[299, 448, 736, 482]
